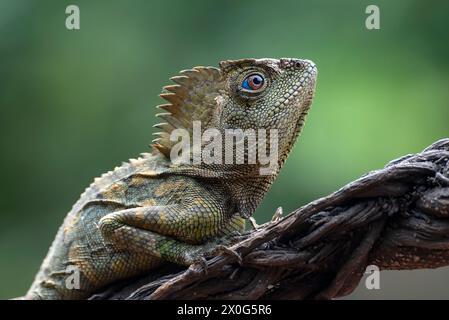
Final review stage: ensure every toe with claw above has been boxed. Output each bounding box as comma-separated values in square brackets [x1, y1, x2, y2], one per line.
[271, 207, 283, 222]
[213, 245, 243, 265]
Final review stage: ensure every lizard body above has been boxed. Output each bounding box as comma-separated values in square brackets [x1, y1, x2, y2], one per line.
[25, 58, 317, 299]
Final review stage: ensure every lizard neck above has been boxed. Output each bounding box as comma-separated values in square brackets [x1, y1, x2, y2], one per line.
[226, 175, 276, 219]
[166, 163, 278, 219]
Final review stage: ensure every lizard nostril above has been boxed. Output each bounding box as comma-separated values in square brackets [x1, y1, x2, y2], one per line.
[295, 61, 303, 69]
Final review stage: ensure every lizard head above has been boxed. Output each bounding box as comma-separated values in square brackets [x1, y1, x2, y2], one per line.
[217, 58, 317, 169]
[153, 58, 317, 176]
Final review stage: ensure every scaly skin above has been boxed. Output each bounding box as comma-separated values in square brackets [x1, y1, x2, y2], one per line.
[25, 58, 317, 299]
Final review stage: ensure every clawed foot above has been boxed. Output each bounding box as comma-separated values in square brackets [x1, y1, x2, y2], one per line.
[212, 245, 242, 265]
[248, 217, 259, 229]
[189, 256, 209, 275]
[271, 207, 283, 222]
[187, 242, 243, 275]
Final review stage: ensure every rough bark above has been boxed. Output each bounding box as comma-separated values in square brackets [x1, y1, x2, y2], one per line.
[90, 138, 449, 300]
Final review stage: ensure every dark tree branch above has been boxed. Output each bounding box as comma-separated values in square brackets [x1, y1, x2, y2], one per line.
[90, 138, 449, 300]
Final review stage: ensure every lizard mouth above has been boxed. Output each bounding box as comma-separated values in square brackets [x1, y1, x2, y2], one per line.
[296, 61, 317, 114]
[276, 61, 317, 165]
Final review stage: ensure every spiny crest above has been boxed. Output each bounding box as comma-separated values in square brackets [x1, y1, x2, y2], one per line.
[151, 66, 224, 157]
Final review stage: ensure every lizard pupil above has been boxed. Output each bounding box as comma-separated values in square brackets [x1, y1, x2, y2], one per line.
[242, 73, 265, 91]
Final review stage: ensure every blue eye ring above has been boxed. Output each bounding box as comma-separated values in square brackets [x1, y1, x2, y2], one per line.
[241, 73, 265, 91]
[242, 78, 251, 90]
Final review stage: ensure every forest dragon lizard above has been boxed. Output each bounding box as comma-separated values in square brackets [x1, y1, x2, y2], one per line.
[24, 58, 317, 299]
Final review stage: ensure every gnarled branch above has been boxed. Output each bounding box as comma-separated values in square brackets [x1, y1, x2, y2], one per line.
[90, 138, 449, 300]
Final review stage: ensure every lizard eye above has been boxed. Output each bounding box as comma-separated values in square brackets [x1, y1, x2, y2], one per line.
[241, 73, 265, 91]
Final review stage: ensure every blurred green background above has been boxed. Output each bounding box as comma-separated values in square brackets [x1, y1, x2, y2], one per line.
[0, 0, 448, 299]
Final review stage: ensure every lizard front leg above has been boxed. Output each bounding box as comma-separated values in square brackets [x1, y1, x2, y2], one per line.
[98, 204, 240, 267]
